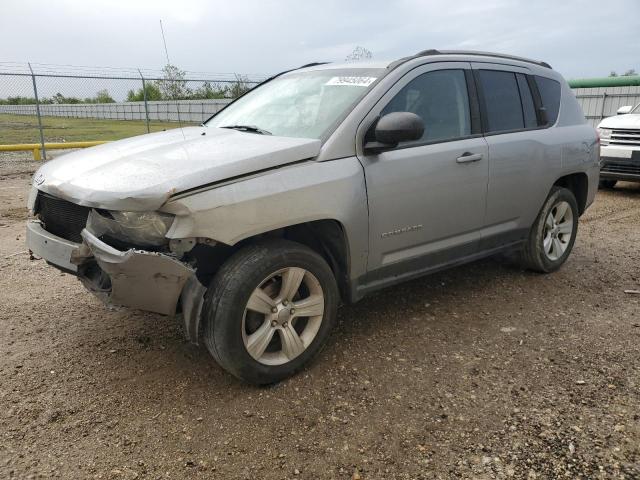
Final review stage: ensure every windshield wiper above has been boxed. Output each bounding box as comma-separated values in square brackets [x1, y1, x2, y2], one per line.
[220, 125, 272, 135]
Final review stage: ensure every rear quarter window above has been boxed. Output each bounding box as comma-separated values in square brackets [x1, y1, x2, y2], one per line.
[534, 76, 561, 125]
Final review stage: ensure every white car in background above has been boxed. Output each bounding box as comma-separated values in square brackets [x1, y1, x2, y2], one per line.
[597, 103, 640, 188]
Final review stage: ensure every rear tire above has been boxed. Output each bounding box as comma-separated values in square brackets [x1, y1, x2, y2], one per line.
[519, 186, 579, 273]
[598, 179, 617, 189]
[202, 239, 338, 385]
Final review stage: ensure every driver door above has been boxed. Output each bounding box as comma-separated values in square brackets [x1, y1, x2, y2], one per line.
[356, 62, 489, 284]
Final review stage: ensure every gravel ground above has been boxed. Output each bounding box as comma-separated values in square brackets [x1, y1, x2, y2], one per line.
[1, 159, 639, 479]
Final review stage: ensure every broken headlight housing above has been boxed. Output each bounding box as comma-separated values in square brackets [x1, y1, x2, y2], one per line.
[86, 209, 175, 247]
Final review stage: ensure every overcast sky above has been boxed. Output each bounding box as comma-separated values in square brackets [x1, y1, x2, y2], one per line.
[1, 0, 638, 80]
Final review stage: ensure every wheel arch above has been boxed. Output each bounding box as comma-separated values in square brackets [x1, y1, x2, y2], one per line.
[181, 219, 352, 345]
[277, 219, 351, 303]
[553, 172, 589, 215]
[190, 219, 351, 295]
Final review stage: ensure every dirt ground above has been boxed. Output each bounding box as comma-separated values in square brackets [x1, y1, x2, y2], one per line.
[1, 156, 639, 480]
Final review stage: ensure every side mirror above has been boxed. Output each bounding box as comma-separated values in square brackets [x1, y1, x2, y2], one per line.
[364, 112, 424, 154]
[617, 105, 632, 115]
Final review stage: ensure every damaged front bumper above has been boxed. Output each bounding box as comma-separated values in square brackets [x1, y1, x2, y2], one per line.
[26, 220, 204, 323]
[79, 229, 194, 315]
[26, 220, 84, 273]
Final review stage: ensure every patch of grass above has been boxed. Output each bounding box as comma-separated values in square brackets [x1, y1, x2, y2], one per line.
[0, 114, 192, 145]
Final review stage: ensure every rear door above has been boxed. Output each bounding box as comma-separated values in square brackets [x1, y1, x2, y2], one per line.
[471, 63, 551, 248]
[356, 62, 489, 284]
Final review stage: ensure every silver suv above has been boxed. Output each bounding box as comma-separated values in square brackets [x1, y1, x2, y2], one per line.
[26, 50, 599, 384]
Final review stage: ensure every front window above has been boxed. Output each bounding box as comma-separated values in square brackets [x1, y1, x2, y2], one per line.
[632, 103, 640, 114]
[381, 69, 471, 143]
[205, 68, 384, 139]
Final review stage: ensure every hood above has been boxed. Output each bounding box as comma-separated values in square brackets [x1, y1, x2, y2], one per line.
[33, 126, 321, 211]
[598, 113, 640, 129]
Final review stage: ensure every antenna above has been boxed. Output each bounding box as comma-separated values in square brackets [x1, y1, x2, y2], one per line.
[159, 19, 185, 139]
[160, 20, 171, 65]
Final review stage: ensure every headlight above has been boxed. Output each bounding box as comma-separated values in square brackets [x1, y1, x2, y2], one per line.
[597, 127, 612, 145]
[87, 209, 174, 247]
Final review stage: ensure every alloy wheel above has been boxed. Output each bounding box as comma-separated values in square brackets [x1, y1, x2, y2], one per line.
[542, 200, 574, 261]
[242, 267, 325, 366]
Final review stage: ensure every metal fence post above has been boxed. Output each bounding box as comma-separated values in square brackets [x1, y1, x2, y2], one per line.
[600, 92, 607, 124]
[138, 69, 150, 133]
[28, 62, 47, 160]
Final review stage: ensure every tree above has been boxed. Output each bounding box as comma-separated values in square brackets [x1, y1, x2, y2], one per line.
[155, 63, 192, 100]
[51, 93, 82, 104]
[86, 89, 115, 103]
[228, 74, 252, 98]
[345, 46, 373, 62]
[0, 96, 38, 105]
[609, 69, 637, 77]
[127, 83, 162, 102]
[191, 81, 228, 100]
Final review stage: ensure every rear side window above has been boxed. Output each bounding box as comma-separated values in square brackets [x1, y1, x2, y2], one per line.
[478, 70, 524, 132]
[381, 69, 471, 144]
[534, 76, 561, 125]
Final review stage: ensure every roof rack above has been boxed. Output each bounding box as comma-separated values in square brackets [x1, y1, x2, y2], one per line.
[297, 62, 330, 69]
[415, 49, 552, 69]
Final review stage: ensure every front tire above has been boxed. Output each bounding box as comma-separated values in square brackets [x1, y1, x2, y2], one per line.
[202, 239, 338, 385]
[520, 186, 579, 273]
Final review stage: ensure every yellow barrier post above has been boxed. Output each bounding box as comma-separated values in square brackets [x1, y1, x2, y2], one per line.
[0, 141, 108, 160]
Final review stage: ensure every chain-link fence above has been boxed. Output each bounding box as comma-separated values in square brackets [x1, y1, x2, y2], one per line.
[0, 62, 264, 159]
[4, 62, 640, 159]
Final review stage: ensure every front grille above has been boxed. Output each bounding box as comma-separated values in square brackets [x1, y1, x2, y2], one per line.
[610, 128, 640, 147]
[601, 161, 640, 176]
[35, 192, 90, 243]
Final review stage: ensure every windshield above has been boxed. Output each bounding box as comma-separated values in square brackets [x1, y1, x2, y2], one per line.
[205, 68, 384, 139]
[632, 103, 640, 113]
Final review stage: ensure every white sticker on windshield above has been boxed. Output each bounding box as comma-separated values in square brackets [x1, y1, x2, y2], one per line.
[325, 76, 377, 87]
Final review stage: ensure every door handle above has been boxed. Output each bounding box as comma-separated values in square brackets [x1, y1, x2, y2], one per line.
[456, 152, 483, 164]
